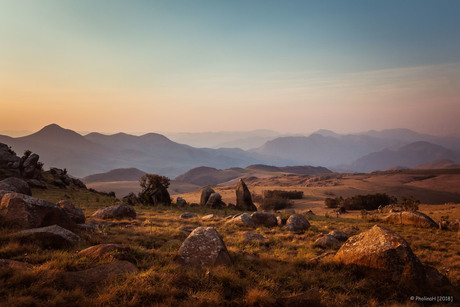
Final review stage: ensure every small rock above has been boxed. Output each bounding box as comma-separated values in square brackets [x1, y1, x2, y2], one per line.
[91, 204, 136, 220]
[15, 225, 80, 248]
[328, 231, 348, 242]
[202, 214, 219, 221]
[228, 213, 255, 227]
[285, 214, 310, 234]
[242, 232, 267, 243]
[122, 192, 139, 206]
[314, 234, 341, 249]
[176, 197, 187, 207]
[180, 212, 198, 219]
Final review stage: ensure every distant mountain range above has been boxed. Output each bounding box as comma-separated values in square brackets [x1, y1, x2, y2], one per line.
[1, 124, 459, 178]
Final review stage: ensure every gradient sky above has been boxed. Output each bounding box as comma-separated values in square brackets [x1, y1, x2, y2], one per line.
[1, 0, 460, 135]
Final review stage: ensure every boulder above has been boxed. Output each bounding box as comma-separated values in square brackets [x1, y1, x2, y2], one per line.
[90, 204, 136, 220]
[235, 179, 257, 211]
[202, 214, 219, 221]
[176, 197, 187, 207]
[22, 153, 40, 178]
[0, 177, 31, 195]
[334, 225, 426, 284]
[0, 192, 75, 229]
[57, 200, 86, 224]
[328, 230, 348, 242]
[180, 212, 198, 219]
[382, 211, 438, 228]
[200, 186, 215, 206]
[251, 212, 277, 227]
[15, 225, 80, 248]
[122, 192, 139, 206]
[63, 261, 138, 291]
[77, 244, 129, 259]
[229, 213, 255, 227]
[285, 214, 310, 234]
[176, 227, 232, 267]
[242, 232, 267, 243]
[314, 234, 341, 249]
[205, 193, 226, 209]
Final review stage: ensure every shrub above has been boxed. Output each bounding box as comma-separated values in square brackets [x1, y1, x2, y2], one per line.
[138, 174, 171, 206]
[258, 196, 292, 211]
[263, 190, 303, 199]
[399, 196, 420, 211]
[324, 194, 396, 210]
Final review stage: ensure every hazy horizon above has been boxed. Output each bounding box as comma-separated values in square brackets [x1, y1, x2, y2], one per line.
[1, 1, 460, 136]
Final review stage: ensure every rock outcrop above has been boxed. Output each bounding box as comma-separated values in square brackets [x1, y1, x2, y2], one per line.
[180, 212, 198, 219]
[90, 204, 136, 220]
[228, 213, 256, 227]
[382, 211, 438, 228]
[176, 227, 232, 267]
[285, 214, 310, 234]
[235, 179, 257, 211]
[0, 192, 76, 229]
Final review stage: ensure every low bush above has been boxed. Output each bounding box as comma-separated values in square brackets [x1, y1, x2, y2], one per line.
[263, 190, 303, 199]
[324, 194, 396, 210]
[258, 196, 292, 211]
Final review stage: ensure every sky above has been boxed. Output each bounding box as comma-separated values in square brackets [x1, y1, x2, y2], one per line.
[1, 0, 460, 136]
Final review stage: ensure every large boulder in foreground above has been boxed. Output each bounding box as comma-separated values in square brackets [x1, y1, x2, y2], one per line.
[200, 186, 215, 206]
[57, 200, 85, 224]
[176, 227, 232, 267]
[0, 177, 31, 196]
[285, 214, 310, 234]
[251, 212, 277, 227]
[90, 204, 136, 220]
[15, 225, 80, 248]
[235, 179, 257, 211]
[382, 211, 438, 228]
[334, 225, 426, 284]
[0, 192, 75, 229]
[63, 261, 138, 291]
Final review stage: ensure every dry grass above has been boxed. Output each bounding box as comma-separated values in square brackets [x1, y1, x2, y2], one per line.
[0, 184, 459, 305]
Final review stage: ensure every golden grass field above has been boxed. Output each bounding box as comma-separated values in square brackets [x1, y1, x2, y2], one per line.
[0, 176, 458, 306]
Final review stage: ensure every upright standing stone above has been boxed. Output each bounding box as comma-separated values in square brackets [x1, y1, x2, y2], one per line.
[200, 186, 215, 206]
[235, 179, 257, 211]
